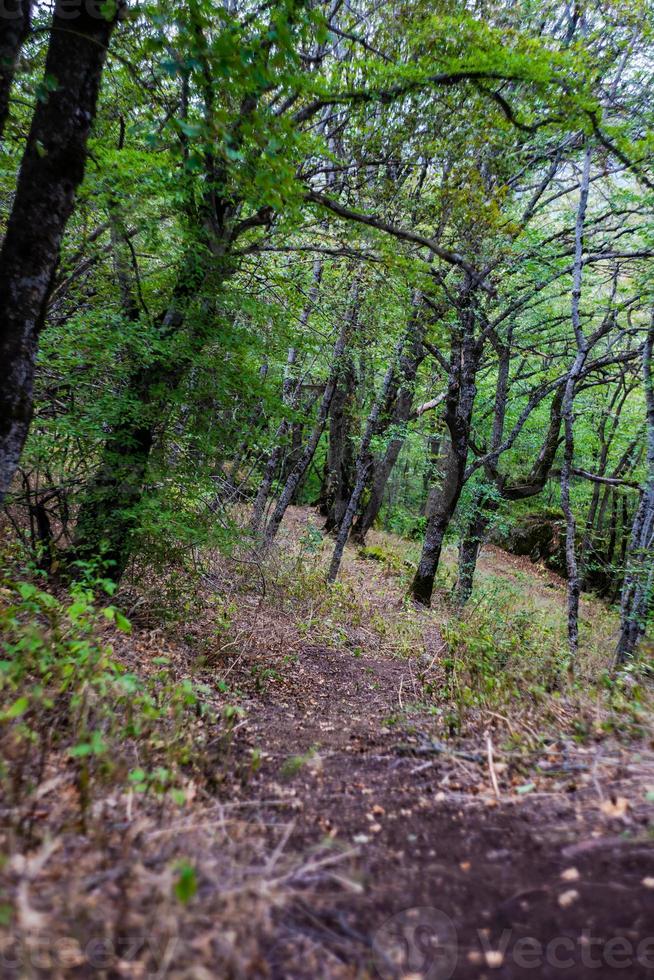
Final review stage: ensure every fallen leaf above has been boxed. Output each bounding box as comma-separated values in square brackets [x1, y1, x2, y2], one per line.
[558, 889, 579, 908]
[600, 797, 629, 818]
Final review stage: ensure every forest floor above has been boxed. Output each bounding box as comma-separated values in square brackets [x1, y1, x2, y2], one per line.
[3, 506, 654, 979]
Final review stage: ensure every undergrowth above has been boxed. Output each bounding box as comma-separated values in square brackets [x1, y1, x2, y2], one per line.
[0, 558, 227, 841]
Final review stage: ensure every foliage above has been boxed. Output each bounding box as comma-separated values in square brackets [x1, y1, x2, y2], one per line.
[0, 559, 217, 830]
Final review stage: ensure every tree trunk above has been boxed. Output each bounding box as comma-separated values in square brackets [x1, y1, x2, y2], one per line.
[321, 351, 357, 532]
[411, 298, 481, 606]
[351, 294, 427, 543]
[251, 260, 323, 531]
[411, 434, 469, 605]
[73, 416, 154, 578]
[454, 375, 566, 607]
[561, 146, 592, 659]
[0, 0, 123, 504]
[350, 427, 403, 543]
[454, 495, 496, 606]
[264, 291, 356, 544]
[327, 337, 405, 583]
[0, 0, 33, 139]
[72, 244, 219, 575]
[250, 350, 301, 532]
[616, 314, 654, 664]
[422, 433, 442, 513]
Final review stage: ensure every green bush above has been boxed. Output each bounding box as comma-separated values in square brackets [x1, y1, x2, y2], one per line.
[0, 567, 214, 832]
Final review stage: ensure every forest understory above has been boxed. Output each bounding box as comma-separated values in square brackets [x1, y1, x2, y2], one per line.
[2, 1, 654, 977]
[2, 506, 654, 980]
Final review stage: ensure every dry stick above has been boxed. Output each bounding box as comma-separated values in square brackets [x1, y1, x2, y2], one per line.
[561, 145, 592, 660]
[485, 731, 501, 800]
[326, 334, 406, 583]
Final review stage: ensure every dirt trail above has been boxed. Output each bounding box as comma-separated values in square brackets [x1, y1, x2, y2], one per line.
[4, 509, 653, 980]
[224, 512, 654, 979]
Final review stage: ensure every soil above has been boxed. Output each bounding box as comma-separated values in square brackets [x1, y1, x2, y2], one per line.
[232, 635, 654, 979]
[2, 507, 654, 979]
[215, 511, 654, 979]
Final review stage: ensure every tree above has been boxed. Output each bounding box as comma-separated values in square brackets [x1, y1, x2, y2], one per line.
[0, 0, 125, 503]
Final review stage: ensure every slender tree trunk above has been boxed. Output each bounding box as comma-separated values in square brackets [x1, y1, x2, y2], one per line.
[452, 333, 511, 605]
[0, 0, 33, 140]
[72, 236, 224, 575]
[250, 350, 301, 531]
[580, 385, 628, 588]
[453, 356, 566, 607]
[73, 418, 154, 577]
[321, 351, 357, 532]
[454, 495, 497, 606]
[411, 435, 469, 605]
[561, 146, 592, 659]
[616, 314, 654, 664]
[351, 293, 427, 543]
[422, 433, 442, 514]
[351, 428, 403, 543]
[264, 289, 356, 544]
[327, 337, 404, 583]
[251, 260, 323, 530]
[0, 0, 123, 504]
[411, 298, 481, 606]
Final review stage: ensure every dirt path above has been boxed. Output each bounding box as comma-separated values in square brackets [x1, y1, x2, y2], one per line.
[4, 510, 653, 980]
[218, 513, 654, 979]
[227, 634, 654, 978]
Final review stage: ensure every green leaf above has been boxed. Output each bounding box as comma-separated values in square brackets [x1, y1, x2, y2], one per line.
[17, 583, 37, 600]
[3, 696, 29, 720]
[69, 732, 106, 758]
[516, 782, 536, 795]
[100, 0, 118, 20]
[115, 612, 132, 634]
[178, 120, 204, 138]
[173, 862, 197, 904]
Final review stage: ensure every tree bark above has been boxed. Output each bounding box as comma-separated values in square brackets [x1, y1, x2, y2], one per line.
[615, 312, 654, 665]
[321, 350, 357, 532]
[411, 297, 481, 606]
[264, 285, 358, 544]
[455, 496, 495, 606]
[351, 295, 427, 543]
[72, 243, 221, 576]
[0, 0, 123, 504]
[251, 260, 323, 531]
[454, 376, 566, 605]
[561, 146, 592, 659]
[0, 0, 33, 139]
[327, 335, 405, 583]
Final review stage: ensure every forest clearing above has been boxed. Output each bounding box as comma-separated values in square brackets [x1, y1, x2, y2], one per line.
[1, 0, 654, 977]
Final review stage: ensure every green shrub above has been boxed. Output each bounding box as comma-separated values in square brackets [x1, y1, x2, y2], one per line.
[0, 568, 214, 833]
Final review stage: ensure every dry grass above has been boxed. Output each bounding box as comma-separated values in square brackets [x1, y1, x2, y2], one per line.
[2, 506, 652, 979]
